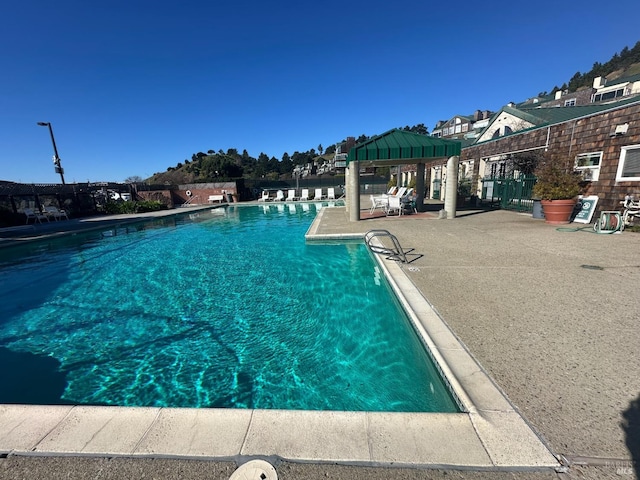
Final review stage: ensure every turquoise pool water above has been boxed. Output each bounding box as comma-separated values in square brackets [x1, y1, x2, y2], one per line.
[0, 204, 458, 412]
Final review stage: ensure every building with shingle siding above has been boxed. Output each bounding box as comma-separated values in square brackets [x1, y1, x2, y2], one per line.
[460, 96, 640, 212]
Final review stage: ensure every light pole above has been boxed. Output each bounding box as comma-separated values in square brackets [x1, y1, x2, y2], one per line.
[37, 122, 66, 184]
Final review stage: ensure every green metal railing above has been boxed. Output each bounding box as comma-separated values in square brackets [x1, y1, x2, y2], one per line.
[481, 175, 537, 212]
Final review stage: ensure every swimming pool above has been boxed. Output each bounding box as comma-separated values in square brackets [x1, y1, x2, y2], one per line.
[0, 204, 458, 412]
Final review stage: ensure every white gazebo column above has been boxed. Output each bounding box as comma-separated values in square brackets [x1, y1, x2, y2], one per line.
[344, 164, 350, 215]
[415, 163, 425, 212]
[444, 156, 459, 219]
[348, 160, 360, 221]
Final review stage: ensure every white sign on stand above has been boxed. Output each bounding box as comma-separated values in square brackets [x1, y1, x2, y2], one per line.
[573, 195, 599, 224]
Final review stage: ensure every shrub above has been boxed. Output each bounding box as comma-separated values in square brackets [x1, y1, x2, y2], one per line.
[532, 159, 582, 200]
[103, 200, 167, 215]
[457, 178, 472, 197]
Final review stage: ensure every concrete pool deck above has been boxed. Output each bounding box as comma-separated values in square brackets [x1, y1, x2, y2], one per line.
[0, 202, 638, 479]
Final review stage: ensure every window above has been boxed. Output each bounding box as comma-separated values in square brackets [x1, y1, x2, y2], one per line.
[592, 88, 626, 102]
[574, 152, 602, 181]
[564, 99, 576, 107]
[616, 145, 640, 181]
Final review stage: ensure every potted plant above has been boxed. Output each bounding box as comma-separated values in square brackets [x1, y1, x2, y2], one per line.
[457, 177, 472, 207]
[532, 158, 583, 224]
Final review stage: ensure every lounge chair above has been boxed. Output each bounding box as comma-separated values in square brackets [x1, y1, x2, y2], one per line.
[275, 190, 285, 201]
[258, 190, 271, 202]
[327, 187, 336, 200]
[24, 208, 49, 224]
[384, 186, 397, 197]
[42, 205, 69, 221]
[314, 188, 324, 200]
[300, 189, 310, 201]
[398, 189, 417, 214]
[286, 189, 297, 201]
[392, 187, 407, 198]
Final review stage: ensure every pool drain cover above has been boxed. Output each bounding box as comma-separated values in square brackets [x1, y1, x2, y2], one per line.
[229, 459, 278, 480]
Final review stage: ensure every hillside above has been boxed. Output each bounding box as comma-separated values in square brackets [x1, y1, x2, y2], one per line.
[553, 41, 640, 93]
[148, 41, 640, 185]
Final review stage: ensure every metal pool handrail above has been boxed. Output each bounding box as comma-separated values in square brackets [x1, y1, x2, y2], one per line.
[364, 229, 408, 263]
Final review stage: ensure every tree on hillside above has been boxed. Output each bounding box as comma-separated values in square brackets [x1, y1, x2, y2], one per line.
[559, 41, 640, 93]
[280, 154, 293, 175]
[402, 123, 429, 135]
[254, 152, 270, 178]
[268, 156, 280, 175]
[200, 154, 243, 179]
[291, 151, 314, 166]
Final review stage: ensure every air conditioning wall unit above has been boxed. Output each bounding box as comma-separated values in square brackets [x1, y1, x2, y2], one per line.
[611, 123, 629, 136]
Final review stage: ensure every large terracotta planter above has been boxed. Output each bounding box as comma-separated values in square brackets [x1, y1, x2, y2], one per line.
[541, 199, 576, 225]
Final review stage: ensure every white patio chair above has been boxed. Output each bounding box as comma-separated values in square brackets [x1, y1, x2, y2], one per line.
[327, 187, 336, 200]
[386, 195, 403, 216]
[300, 189, 310, 201]
[370, 195, 388, 214]
[275, 190, 285, 201]
[42, 205, 69, 221]
[314, 188, 324, 200]
[24, 208, 49, 224]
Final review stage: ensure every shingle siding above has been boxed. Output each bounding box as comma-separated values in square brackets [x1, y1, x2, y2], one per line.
[461, 102, 640, 212]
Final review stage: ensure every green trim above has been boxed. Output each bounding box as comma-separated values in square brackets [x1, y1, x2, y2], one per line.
[346, 129, 461, 165]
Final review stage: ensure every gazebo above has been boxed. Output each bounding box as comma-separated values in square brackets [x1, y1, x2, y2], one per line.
[345, 129, 462, 221]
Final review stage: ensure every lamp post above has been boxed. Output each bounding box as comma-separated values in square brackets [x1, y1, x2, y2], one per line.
[37, 122, 65, 184]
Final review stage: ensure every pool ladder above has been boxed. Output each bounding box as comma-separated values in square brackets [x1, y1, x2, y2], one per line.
[364, 229, 408, 263]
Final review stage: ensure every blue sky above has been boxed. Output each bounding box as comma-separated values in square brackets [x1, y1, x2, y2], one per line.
[2, 0, 639, 184]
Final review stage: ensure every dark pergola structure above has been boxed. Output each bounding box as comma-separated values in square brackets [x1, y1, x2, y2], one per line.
[345, 129, 462, 221]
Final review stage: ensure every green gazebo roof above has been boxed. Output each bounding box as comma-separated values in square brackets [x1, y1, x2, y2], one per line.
[346, 129, 461, 165]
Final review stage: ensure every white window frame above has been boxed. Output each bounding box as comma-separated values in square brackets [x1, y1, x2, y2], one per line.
[616, 144, 640, 181]
[574, 151, 602, 181]
[564, 98, 576, 107]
